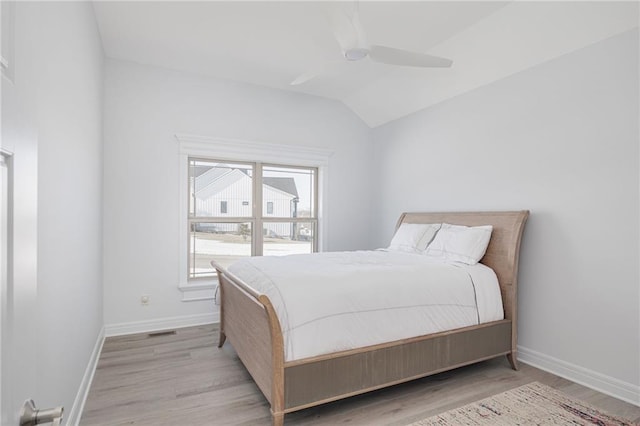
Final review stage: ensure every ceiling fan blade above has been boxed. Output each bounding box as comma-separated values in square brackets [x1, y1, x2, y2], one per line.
[327, 7, 357, 52]
[369, 45, 453, 68]
[350, 7, 368, 48]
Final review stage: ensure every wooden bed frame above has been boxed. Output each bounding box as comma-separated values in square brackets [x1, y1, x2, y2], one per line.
[213, 211, 529, 426]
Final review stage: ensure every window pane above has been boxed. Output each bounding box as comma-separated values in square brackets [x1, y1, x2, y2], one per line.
[190, 159, 253, 218]
[189, 222, 252, 277]
[263, 222, 314, 256]
[262, 166, 315, 218]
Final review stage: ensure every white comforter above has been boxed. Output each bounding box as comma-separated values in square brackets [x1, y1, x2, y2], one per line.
[227, 250, 503, 362]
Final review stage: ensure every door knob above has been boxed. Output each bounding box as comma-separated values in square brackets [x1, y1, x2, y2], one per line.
[19, 399, 64, 426]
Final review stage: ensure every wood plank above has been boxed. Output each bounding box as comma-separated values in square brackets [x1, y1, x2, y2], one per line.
[81, 324, 640, 426]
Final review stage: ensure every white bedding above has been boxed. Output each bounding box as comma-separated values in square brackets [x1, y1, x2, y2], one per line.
[227, 250, 504, 362]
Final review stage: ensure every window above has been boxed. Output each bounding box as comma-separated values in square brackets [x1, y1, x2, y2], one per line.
[188, 158, 318, 280]
[177, 134, 332, 300]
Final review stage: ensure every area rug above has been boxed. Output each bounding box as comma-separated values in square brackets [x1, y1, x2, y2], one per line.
[410, 382, 638, 426]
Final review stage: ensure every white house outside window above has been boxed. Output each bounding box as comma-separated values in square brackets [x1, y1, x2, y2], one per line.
[177, 134, 332, 302]
[188, 158, 318, 280]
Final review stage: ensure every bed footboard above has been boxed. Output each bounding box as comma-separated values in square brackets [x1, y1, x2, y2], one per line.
[283, 320, 511, 411]
[215, 266, 286, 424]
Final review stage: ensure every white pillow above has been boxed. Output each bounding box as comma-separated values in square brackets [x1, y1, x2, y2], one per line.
[389, 223, 441, 253]
[424, 223, 493, 264]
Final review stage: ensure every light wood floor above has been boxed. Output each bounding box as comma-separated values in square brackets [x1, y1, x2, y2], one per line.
[81, 324, 640, 425]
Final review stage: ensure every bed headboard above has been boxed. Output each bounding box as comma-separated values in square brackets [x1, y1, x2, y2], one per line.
[396, 211, 529, 326]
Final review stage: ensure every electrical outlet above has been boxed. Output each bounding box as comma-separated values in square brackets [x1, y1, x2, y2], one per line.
[141, 295, 150, 306]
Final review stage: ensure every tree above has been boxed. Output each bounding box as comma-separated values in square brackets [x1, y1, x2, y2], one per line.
[238, 223, 250, 242]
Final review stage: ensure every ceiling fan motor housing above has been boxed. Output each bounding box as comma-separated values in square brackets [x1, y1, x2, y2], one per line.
[344, 47, 369, 61]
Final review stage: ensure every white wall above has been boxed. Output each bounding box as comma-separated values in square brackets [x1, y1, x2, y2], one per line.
[102, 59, 372, 327]
[2, 1, 104, 422]
[35, 2, 104, 417]
[371, 29, 639, 398]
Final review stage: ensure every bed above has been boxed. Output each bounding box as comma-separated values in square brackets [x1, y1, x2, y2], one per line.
[212, 211, 529, 426]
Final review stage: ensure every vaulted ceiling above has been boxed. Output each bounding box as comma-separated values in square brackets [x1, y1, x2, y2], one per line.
[93, 1, 638, 127]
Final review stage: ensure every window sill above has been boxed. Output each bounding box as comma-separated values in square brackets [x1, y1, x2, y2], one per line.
[178, 278, 218, 303]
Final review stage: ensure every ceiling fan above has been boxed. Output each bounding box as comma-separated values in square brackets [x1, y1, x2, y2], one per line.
[291, 3, 453, 86]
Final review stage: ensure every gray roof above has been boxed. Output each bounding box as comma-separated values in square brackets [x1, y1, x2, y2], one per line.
[263, 177, 298, 198]
[194, 165, 298, 198]
[190, 165, 216, 178]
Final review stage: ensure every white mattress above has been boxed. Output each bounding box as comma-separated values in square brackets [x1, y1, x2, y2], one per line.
[227, 250, 504, 362]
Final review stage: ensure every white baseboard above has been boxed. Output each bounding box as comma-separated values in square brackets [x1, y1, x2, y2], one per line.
[65, 313, 219, 424]
[104, 312, 219, 337]
[518, 345, 640, 407]
[65, 326, 105, 426]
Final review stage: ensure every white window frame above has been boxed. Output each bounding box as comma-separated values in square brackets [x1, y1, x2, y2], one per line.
[176, 134, 332, 302]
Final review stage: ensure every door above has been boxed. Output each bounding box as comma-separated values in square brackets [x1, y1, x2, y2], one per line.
[2, 102, 40, 426]
[0, 150, 22, 426]
[0, 151, 9, 425]
[2, 1, 39, 422]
